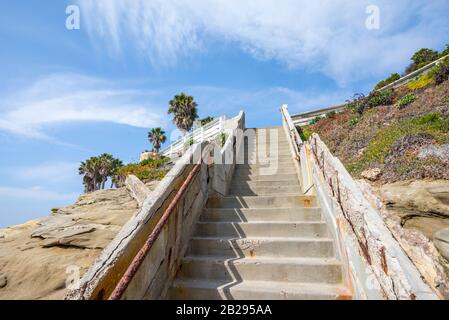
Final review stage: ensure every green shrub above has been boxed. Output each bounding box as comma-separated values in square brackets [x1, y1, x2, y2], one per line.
[215, 131, 228, 148]
[406, 74, 433, 91]
[326, 111, 336, 118]
[405, 48, 439, 74]
[367, 89, 394, 108]
[349, 116, 360, 128]
[397, 94, 416, 109]
[140, 156, 169, 167]
[434, 58, 449, 85]
[184, 138, 196, 147]
[440, 44, 449, 58]
[309, 116, 322, 125]
[374, 73, 400, 90]
[348, 112, 449, 175]
[346, 93, 366, 115]
[298, 125, 312, 141]
[115, 157, 169, 182]
[200, 116, 214, 126]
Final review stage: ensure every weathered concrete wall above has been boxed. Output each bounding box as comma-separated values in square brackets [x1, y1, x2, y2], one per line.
[211, 111, 245, 196]
[280, 105, 310, 194]
[65, 143, 210, 300]
[308, 134, 438, 300]
[125, 175, 151, 208]
[65, 112, 246, 300]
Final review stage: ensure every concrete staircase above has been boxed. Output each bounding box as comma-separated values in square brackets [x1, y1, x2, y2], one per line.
[170, 127, 346, 300]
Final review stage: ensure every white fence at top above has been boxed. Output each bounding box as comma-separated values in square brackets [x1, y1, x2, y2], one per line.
[291, 53, 449, 126]
[160, 116, 226, 157]
[377, 53, 448, 91]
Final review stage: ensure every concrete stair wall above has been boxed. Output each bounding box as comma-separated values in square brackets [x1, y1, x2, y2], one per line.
[169, 127, 346, 300]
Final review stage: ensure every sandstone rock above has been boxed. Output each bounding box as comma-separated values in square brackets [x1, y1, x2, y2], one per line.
[361, 168, 382, 181]
[374, 180, 449, 219]
[0, 274, 7, 288]
[434, 228, 449, 261]
[0, 187, 140, 300]
[31, 215, 77, 238]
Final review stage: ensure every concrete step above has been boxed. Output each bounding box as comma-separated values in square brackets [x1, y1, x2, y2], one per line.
[235, 160, 295, 168]
[229, 185, 300, 196]
[170, 279, 344, 300]
[234, 167, 296, 176]
[241, 154, 294, 161]
[177, 256, 342, 283]
[206, 195, 316, 208]
[187, 237, 334, 258]
[200, 208, 322, 222]
[194, 221, 328, 238]
[231, 179, 299, 188]
[231, 173, 298, 182]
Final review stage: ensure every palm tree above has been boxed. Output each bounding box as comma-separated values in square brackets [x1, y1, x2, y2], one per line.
[79, 157, 101, 193]
[79, 154, 123, 193]
[148, 128, 167, 153]
[168, 93, 199, 135]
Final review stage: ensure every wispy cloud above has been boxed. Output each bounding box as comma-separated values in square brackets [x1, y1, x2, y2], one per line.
[0, 186, 78, 201]
[77, 0, 449, 84]
[0, 73, 166, 139]
[5, 161, 79, 183]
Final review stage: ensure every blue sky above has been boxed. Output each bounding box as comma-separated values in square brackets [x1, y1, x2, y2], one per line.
[0, 0, 448, 227]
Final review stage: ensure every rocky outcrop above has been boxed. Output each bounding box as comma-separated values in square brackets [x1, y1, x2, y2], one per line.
[358, 179, 449, 299]
[0, 182, 156, 300]
[361, 168, 382, 181]
[434, 229, 449, 261]
[374, 180, 449, 220]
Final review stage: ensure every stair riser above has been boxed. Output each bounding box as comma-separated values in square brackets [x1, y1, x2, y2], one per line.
[232, 174, 298, 182]
[239, 155, 294, 162]
[235, 161, 295, 169]
[234, 168, 297, 176]
[195, 223, 328, 238]
[244, 152, 292, 159]
[231, 180, 299, 188]
[188, 239, 334, 258]
[206, 196, 316, 208]
[200, 209, 322, 222]
[178, 259, 342, 284]
[229, 186, 300, 196]
[170, 286, 338, 300]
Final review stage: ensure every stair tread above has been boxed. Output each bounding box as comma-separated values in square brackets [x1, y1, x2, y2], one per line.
[171, 278, 344, 296]
[191, 236, 333, 241]
[197, 221, 326, 225]
[183, 255, 341, 265]
[209, 195, 314, 199]
[204, 207, 321, 211]
[169, 127, 346, 300]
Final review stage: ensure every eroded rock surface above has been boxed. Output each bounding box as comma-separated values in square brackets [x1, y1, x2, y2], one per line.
[434, 229, 449, 261]
[0, 186, 144, 300]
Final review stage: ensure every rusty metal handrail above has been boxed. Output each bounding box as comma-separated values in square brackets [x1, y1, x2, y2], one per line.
[108, 163, 202, 300]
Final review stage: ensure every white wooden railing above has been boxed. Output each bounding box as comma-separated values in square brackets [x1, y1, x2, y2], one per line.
[377, 53, 449, 91]
[160, 116, 226, 157]
[291, 54, 449, 126]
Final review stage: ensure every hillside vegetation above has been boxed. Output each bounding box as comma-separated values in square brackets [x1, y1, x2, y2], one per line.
[301, 55, 449, 183]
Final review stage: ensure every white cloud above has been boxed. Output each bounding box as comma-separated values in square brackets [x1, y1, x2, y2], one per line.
[77, 0, 449, 84]
[0, 73, 166, 139]
[0, 186, 78, 201]
[9, 162, 79, 182]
